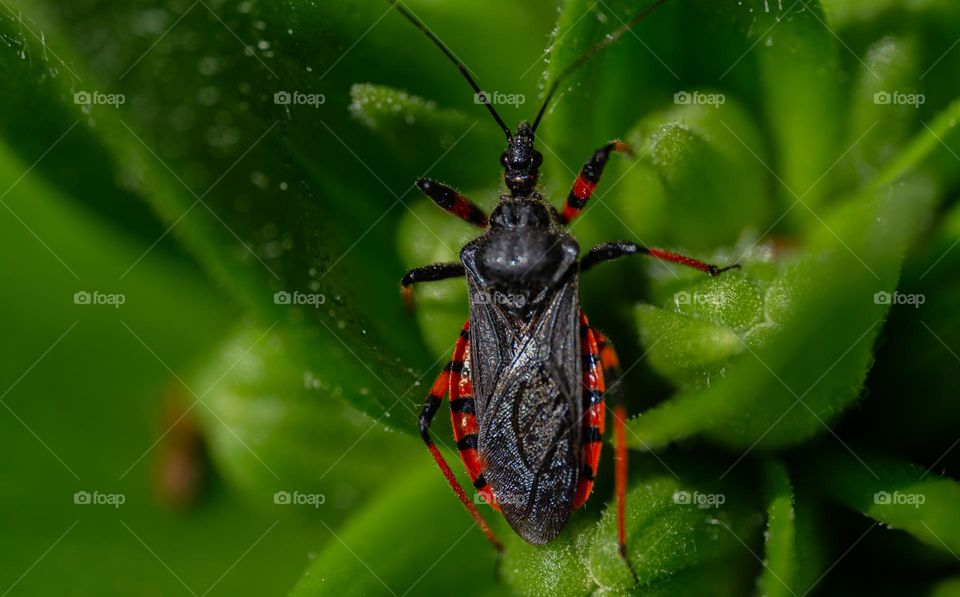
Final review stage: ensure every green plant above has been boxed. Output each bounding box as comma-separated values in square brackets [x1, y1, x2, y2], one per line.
[2, 0, 960, 595]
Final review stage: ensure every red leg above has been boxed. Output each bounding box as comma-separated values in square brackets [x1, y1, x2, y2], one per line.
[573, 313, 605, 510]
[580, 241, 739, 276]
[449, 334, 499, 510]
[560, 141, 632, 225]
[593, 328, 638, 584]
[418, 322, 502, 552]
[417, 179, 488, 227]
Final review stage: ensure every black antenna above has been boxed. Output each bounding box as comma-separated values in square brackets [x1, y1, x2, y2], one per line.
[532, 0, 670, 133]
[390, 0, 513, 140]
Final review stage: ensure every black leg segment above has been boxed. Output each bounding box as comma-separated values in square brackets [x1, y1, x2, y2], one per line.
[400, 262, 466, 310]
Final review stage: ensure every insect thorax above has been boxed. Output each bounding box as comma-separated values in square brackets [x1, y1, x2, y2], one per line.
[460, 196, 579, 313]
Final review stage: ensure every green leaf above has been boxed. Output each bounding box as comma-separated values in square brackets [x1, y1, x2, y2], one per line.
[930, 577, 960, 597]
[807, 449, 960, 556]
[821, 0, 960, 30]
[502, 467, 760, 594]
[1, 0, 564, 439]
[670, 0, 845, 222]
[845, 34, 923, 186]
[629, 174, 936, 450]
[0, 135, 321, 595]
[863, 194, 960, 448]
[635, 303, 745, 385]
[193, 323, 419, 510]
[752, 1, 844, 218]
[871, 97, 960, 190]
[0, 0, 441, 435]
[349, 83, 504, 189]
[539, 0, 683, 192]
[635, 262, 778, 388]
[606, 97, 772, 252]
[288, 463, 496, 597]
[758, 461, 805, 597]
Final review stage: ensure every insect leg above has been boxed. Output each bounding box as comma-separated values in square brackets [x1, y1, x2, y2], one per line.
[560, 141, 632, 225]
[400, 262, 465, 311]
[573, 313, 605, 511]
[417, 179, 488, 227]
[449, 341, 500, 511]
[592, 327, 639, 585]
[419, 322, 503, 553]
[580, 241, 739, 276]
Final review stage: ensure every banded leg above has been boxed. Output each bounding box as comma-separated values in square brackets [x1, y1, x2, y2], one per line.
[594, 327, 638, 584]
[573, 313, 606, 510]
[400, 263, 465, 311]
[418, 322, 502, 552]
[580, 241, 739, 276]
[560, 141, 632, 224]
[449, 335, 499, 510]
[417, 179, 488, 227]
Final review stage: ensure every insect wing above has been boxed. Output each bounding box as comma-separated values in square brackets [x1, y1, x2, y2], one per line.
[467, 277, 582, 544]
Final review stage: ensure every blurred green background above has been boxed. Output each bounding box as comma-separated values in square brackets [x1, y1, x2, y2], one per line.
[2, 0, 960, 595]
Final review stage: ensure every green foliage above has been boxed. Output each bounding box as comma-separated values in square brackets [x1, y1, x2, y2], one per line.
[807, 449, 960, 555]
[289, 465, 497, 597]
[759, 460, 824, 597]
[502, 465, 760, 595]
[194, 323, 419, 510]
[3, 0, 960, 595]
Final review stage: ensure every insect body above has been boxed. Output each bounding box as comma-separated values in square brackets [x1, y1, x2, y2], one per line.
[392, 0, 735, 578]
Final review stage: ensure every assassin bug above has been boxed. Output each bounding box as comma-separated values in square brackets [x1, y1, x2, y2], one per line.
[393, 0, 736, 579]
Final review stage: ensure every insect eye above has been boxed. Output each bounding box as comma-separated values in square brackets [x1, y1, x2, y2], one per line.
[532, 152, 543, 168]
[500, 152, 509, 167]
